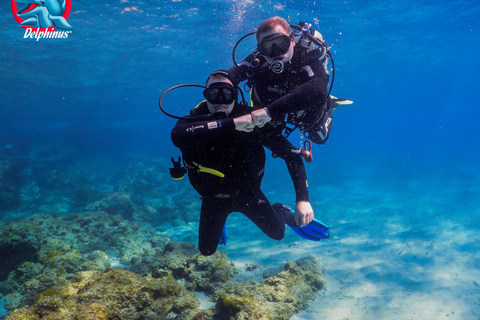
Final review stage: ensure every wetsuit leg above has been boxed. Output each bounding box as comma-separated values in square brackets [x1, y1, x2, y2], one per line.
[240, 190, 286, 241]
[198, 198, 231, 256]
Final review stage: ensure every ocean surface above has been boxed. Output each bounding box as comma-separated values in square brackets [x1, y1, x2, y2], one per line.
[1, 0, 480, 319]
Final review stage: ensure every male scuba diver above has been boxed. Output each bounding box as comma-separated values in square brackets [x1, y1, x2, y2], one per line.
[228, 16, 336, 144]
[170, 70, 329, 256]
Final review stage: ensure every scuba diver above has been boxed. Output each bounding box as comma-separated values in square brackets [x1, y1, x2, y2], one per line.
[169, 70, 329, 256]
[228, 16, 351, 145]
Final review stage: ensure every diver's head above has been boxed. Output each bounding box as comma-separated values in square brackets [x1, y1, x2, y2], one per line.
[256, 17, 295, 73]
[204, 70, 238, 118]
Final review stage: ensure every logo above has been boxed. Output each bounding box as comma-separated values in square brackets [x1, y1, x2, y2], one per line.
[11, 0, 73, 40]
[267, 85, 286, 95]
[186, 124, 205, 133]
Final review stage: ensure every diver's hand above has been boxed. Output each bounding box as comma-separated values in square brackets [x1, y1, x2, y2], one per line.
[251, 108, 271, 128]
[295, 201, 314, 227]
[233, 114, 255, 132]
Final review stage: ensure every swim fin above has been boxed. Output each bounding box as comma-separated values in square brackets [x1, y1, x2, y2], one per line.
[330, 95, 353, 110]
[218, 224, 227, 245]
[273, 203, 330, 241]
[288, 215, 330, 241]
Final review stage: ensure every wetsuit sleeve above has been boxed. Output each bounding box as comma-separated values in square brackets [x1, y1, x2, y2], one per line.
[266, 59, 329, 120]
[171, 117, 235, 149]
[261, 134, 309, 202]
[284, 153, 309, 202]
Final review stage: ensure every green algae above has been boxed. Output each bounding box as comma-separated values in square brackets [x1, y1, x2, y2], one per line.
[35, 287, 62, 300]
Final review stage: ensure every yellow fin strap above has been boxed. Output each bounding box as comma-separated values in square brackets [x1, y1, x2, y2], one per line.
[192, 162, 225, 178]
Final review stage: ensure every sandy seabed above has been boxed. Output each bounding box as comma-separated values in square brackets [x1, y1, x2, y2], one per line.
[221, 170, 480, 320]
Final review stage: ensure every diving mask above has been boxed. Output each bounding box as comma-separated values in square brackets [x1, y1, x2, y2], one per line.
[203, 83, 237, 105]
[257, 33, 292, 57]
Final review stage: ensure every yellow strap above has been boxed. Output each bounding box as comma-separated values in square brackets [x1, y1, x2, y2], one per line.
[194, 100, 206, 108]
[192, 162, 225, 178]
[250, 87, 254, 107]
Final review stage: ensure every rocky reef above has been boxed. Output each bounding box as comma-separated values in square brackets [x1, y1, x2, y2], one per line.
[0, 145, 327, 319]
[0, 145, 199, 229]
[6, 242, 324, 320]
[0, 211, 169, 311]
[0, 212, 325, 319]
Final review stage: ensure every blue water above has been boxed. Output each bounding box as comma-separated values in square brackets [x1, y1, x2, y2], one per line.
[1, 0, 480, 319]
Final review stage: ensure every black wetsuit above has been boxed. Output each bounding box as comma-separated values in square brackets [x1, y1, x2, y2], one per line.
[171, 102, 307, 256]
[228, 44, 333, 144]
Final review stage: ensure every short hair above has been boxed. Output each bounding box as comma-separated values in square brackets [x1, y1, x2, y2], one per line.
[256, 16, 291, 41]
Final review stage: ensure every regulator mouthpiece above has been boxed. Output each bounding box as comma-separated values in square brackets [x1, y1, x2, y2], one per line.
[270, 60, 285, 74]
[213, 106, 228, 119]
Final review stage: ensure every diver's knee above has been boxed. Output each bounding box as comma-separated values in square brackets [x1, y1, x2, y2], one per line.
[199, 246, 217, 256]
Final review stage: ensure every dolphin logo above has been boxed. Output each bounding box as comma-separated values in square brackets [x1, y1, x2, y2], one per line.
[14, 0, 73, 30]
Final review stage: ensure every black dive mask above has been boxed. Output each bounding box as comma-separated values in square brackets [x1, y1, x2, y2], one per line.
[203, 82, 237, 105]
[257, 33, 291, 57]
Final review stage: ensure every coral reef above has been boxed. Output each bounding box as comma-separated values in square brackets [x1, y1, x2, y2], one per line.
[86, 192, 135, 219]
[7, 268, 202, 320]
[216, 256, 325, 320]
[112, 159, 201, 225]
[6, 243, 324, 320]
[1, 145, 199, 228]
[0, 211, 169, 308]
[151, 242, 238, 294]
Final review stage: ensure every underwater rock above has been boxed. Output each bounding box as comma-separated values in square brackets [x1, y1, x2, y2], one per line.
[7, 250, 325, 320]
[151, 242, 238, 293]
[86, 192, 135, 219]
[0, 160, 21, 211]
[2, 153, 201, 227]
[0, 240, 38, 282]
[214, 255, 325, 320]
[72, 184, 104, 208]
[112, 158, 201, 225]
[3, 292, 22, 311]
[0, 211, 169, 309]
[5, 239, 325, 319]
[7, 268, 202, 320]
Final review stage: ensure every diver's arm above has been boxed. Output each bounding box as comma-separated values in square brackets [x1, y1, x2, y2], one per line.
[262, 134, 313, 226]
[171, 118, 235, 149]
[284, 153, 310, 203]
[284, 152, 317, 226]
[262, 135, 309, 202]
[283, 152, 314, 227]
[266, 60, 329, 119]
